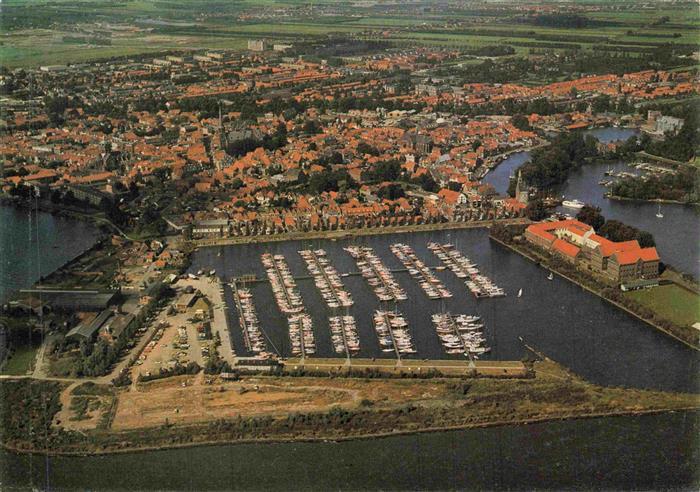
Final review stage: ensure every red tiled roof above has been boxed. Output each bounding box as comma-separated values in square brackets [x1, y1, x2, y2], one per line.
[552, 238, 580, 258]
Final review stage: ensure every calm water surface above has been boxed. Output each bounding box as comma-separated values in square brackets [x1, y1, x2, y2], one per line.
[191, 227, 698, 393]
[0, 205, 99, 303]
[3, 412, 698, 490]
[483, 128, 700, 277]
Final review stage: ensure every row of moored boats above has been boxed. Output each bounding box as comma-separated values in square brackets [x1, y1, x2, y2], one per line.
[431, 312, 490, 357]
[428, 242, 505, 298]
[390, 243, 452, 299]
[261, 253, 315, 356]
[299, 249, 353, 308]
[233, 287, 271, 357]
[373, 310, 415, 355]
[344, 246, 407, 302]
[329, 315, 360, 355]
[288, 313, 316, 356]
[261, 253, 305, 314]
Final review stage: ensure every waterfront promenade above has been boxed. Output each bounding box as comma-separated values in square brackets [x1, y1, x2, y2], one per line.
[191, 218, 531, 248]
[283, 357, 529, 377]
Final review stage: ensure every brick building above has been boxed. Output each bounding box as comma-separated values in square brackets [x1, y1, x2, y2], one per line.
[524, 219, 660, 283]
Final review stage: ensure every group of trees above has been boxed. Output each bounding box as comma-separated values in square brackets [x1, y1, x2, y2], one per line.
[138, 361, 201, 382]
[77, 283, 173, 377]
[225, 122, 288, 158]
[515, 131, 598, 192]
[615, 119, 698, 164]
[361, 159, 404, 183]
[376, 183, 406, 200]
[576, 205, 656, 248]
[305, 168, 357, 195]
[611, 167, 699, 204]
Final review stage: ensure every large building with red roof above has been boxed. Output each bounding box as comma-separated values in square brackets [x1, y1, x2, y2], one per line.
[524, 219, 659, 283]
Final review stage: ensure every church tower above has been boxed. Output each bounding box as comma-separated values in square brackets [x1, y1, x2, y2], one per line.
[515, 170, 528, 204]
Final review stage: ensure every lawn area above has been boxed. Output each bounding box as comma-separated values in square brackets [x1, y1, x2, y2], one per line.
[1, 346, 38, 375]
[626, 283, 700, 327]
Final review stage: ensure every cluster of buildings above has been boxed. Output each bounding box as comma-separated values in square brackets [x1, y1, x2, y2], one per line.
[524, 219, 660, 286]
[0, 46, 696, 241]
[405, 69, 696, 113]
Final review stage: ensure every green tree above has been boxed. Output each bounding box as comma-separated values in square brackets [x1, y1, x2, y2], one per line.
[576, 205, 605, 230]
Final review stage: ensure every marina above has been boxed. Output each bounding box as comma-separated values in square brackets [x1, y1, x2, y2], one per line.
[432, 312, 490, 357]
[429, 242, 505, 298]
[299, 248, 353, 308]
[344, 245, 407, 302]
[373, 309, 415, 357]
[261, 253, 304, 314]
[231, 284, 270, 357]
[328, 315, 360, 357]
[191, 227, 698, 392]
[390, 242, 452, 299]
[288, 313, 315, 357]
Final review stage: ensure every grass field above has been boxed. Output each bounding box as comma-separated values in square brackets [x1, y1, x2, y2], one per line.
[1, 346, 38, 375]
[0, 0, 697, 67]
[626, 284, 700, 328]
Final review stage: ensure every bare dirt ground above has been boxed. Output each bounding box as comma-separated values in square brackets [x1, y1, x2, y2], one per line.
[110, 374, 448, 431]
[53, 382, 115, 432]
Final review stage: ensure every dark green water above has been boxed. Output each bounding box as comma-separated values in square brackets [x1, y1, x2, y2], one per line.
[0, 205, 99, 303]
[2, 412, 698, 491]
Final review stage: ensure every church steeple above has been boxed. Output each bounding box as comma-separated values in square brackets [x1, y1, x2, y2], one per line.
[515, 170, 528, 204]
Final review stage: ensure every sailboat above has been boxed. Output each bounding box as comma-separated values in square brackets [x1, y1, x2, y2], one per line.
[547, 272, 554, 281]
[517, 288, 523, 298]
[655, 204, 664, 219]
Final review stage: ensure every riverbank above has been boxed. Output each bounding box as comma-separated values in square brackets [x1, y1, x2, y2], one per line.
[0, 194, 135, 240]
[606, 194, 699, 207]
[5, 407, 698, 458]
[489, 234, 700, 350]
[0, 194, 102, 224]
[2, 359, 698, 456]
[474, 141, 548, 180]
[191, 218, 531, 248]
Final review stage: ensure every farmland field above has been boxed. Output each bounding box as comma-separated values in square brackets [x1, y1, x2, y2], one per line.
[1, 0, 698, 67]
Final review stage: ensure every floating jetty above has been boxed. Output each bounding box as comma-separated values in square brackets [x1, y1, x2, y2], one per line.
[288, 313, 315, 356]
[232, 286, 271, 357]
[390, 243, 451, 299]
[329, 315, 360, 356]
[428, 242, 505, 298]
[344, 246, 407, 302]
[299, 249, 353, 308]
[373, 310, 415, 357]
[261, 253, 305, 314]
[432, 312, 490, 358]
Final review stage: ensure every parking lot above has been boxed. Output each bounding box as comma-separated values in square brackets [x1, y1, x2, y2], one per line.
[134, 274, 233, 378]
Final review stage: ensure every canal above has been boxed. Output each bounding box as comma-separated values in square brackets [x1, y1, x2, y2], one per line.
[482, 127, 700, 277]
[0, 204, 99, 303]
[3, 412, 698, 490]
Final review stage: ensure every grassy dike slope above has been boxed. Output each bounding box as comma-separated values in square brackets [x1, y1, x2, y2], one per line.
[2, 360, 699, 455]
